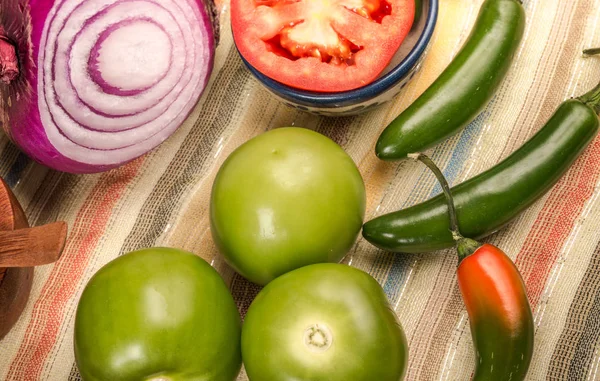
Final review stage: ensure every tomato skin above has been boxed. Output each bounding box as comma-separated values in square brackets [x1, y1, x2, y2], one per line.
[74, 248, 242, 381]
[231, 0, 415, 92]
[210, 128, 366, 285]
[242, 263, 408, 381]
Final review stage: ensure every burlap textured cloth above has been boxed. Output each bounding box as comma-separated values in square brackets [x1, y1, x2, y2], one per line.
[1, 0, 600, 379]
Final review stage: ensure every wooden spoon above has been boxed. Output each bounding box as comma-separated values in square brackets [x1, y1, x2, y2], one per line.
[0, 222, 67, 267]
[0, 178, 68, 339]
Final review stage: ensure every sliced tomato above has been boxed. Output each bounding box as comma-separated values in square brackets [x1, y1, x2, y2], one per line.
[231, 0, 415, 92]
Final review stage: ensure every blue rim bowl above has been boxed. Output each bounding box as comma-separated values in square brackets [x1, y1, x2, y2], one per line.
[237, 0, 439, 116]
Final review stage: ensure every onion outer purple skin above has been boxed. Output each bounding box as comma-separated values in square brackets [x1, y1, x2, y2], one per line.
[0, 0, 217, 174]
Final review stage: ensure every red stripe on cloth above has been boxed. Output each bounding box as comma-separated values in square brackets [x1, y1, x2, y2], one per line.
[5, 159, 144, 381]
[515, 137, 600, 309]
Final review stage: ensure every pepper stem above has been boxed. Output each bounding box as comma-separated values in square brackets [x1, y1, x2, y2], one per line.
[408, 153, 461, 237]
[583, 47, 600, 56]
[579, 48, 600, 114]
[408, 153, 481, 262]
[0, 34, 18, 85]
[578, 81, 600, 115]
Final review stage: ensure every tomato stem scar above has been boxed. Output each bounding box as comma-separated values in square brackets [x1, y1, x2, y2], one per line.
[304, 324, 333, 352]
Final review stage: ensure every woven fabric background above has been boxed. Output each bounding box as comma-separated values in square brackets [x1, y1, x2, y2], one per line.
[1, 0, 600, 379]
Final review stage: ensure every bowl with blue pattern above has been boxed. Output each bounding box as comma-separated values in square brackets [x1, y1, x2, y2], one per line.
[237, 0, 439, 117]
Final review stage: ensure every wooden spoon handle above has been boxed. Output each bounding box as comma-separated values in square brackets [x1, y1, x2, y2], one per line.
[0, 222, 67, 267]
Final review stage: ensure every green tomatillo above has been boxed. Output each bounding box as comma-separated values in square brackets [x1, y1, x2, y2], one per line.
[74, 248, 242, 381]
[210, 128, 366, 285]
[241, 263, 408, 381]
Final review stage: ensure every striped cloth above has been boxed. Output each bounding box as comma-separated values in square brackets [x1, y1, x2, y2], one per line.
[1, 0, 600, 379]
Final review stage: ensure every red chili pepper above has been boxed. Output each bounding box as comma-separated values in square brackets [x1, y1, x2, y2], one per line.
[457, 241, 533, 380]
[411, 153, 534, 380]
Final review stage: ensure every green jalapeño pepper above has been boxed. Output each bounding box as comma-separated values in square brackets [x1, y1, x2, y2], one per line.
[363, 79, 600, 253]
[376, 0, 525, 160]
[410, 154, 534, 380]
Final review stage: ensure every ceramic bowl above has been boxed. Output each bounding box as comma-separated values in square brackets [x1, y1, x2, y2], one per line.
[237, 0, 439, 117]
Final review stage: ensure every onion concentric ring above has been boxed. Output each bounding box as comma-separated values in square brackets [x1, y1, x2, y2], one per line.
[0, 0, 217, 173]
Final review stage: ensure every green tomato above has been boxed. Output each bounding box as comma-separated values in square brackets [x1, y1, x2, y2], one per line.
[242, 263, 408, 381]
[74, 248, 242, 381]
[210, 127, 366, 285]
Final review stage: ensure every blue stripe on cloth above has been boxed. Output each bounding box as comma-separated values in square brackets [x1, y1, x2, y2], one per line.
[430, 107, 492, 196]
[5, 152, 31, 188]
[384, 255, 415, 300]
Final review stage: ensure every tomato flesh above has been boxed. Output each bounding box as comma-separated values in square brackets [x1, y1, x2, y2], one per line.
[232, 0, 414, 92]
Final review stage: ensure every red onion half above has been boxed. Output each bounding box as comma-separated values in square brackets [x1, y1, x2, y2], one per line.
[0, 0, 218, 173]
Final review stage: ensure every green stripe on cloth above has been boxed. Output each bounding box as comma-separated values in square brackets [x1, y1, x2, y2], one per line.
[548, 242, 600, 380]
